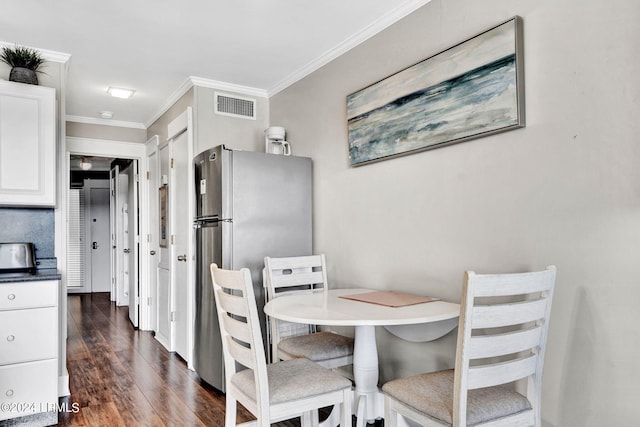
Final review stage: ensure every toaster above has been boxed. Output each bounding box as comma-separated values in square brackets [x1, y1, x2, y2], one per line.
[0, 242, 37, 273]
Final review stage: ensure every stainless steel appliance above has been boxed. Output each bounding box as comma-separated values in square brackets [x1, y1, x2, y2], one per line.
[0, 242, 36, 274]
[193, 145, 312, 391]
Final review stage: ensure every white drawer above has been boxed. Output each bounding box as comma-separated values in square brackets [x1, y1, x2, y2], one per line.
[0, 280, 57, 311]
[0, 358, 58, 421]
[0, 307, 57, 364]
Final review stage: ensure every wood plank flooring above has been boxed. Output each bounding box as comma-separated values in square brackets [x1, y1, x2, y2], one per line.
[57, 292, 268, 427]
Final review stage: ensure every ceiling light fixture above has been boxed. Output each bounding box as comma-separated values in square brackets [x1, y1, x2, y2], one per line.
[107, 86, 135, 99]
[79, 158, 92, 171]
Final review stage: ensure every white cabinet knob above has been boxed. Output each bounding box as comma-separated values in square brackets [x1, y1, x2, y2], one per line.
[7, 293, 16, 300]
[7, 335, 15, 342]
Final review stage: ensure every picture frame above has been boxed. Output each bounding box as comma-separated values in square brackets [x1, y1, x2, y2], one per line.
[347, 16, 525, 166]
[159, 185, 167, 248]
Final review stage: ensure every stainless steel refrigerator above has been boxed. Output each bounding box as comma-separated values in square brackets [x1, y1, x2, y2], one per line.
[193, 145, 312, 391]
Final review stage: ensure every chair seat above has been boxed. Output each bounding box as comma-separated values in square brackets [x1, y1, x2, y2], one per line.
[382, 369, 532, 426]
[278, 331, 354, 362]
[231, 357, 352, 405]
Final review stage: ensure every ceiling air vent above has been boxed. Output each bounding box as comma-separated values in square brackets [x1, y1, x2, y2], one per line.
[214, 92, 256, 120]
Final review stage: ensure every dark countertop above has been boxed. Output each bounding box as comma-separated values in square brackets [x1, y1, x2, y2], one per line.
[0, 269, 61, 283]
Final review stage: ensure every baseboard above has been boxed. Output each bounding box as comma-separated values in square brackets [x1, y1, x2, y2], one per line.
[58, 374, 70, 397]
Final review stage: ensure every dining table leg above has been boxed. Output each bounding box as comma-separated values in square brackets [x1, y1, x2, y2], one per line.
[353, 325, 384, 426]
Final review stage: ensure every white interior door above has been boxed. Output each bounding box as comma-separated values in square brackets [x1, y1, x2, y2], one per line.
[117, 171, 129, 306]
[146, 139, 159, 332]
[171, 130, 189, 360]
[88, 184, 111, 293]
[156, 141, 172, 350]
[127, 161, 140, 327]
[110, 167, 119, 302]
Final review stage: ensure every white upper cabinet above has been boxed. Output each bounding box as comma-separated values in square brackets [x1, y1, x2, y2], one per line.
[0, 81, 56, 207]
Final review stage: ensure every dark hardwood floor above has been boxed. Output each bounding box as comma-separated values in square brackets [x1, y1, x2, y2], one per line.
[59, 292, 258, 427]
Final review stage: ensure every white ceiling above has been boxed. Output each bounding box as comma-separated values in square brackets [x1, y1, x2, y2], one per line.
[1, 0, 430, 129]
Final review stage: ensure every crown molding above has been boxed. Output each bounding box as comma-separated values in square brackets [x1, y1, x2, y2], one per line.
[189, 76, 268, 98]
[267, 0, 432, 96]
[66, 115, 146, 129]
[0, 41, 71, 64]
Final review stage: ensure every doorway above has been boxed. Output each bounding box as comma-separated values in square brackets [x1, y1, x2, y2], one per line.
[66, 150, 146, 331]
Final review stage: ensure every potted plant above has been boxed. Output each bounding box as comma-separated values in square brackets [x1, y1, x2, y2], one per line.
[0, 45, 45, 85]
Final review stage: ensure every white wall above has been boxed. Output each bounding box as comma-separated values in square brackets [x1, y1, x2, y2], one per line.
[270, 0, 640, 425]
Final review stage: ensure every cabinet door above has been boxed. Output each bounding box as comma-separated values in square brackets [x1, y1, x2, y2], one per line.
[0, 359, 58, 421]
[0, 81, 56, 206]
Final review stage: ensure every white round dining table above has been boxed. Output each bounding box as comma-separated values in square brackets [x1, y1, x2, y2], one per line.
[263, 288, 460, 427]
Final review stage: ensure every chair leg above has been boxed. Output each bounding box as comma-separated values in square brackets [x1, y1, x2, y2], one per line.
[225, 396, 237, 427]
[342, 390, 353, 427]
[384, 398, 398, 427]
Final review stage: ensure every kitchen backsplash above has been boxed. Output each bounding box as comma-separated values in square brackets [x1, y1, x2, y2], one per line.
[0, 207, 55, 265]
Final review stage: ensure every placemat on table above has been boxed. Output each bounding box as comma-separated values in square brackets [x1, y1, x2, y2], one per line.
[339, 291, 440, 307]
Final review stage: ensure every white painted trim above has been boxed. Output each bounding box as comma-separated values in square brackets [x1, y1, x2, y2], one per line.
[267, 0, 433, 96]
[167, 109, 189, 140]
[186, 108, 195, 371]
[64, 137, 149, 331]
[190, 76, 268, 98]
[66, 115, 146, 130]
[0, 41, 71, 64]
[66, 137, 146, 158]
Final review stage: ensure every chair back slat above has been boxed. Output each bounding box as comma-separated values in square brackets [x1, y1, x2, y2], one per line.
[222, 311, 253, 344]
[470, 270, 555, 297]
[471, 298, 548, 328]
[269, 270, 325, 288]
[467, 354, 537, 390]
[227, 335, 256, 370]
[468, 325, 543, 359]
[216, 289, 249, 318]
[265, 255, 323, 270]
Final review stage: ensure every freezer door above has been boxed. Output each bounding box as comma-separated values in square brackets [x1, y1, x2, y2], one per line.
[194, 145, 224, 219]
[193, 219, 224, 391]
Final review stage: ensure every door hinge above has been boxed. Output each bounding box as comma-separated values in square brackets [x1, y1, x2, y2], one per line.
[171, 235, 174, 245]
[135, 296, 140, 305]
[146, 171, 150, 180]
[170, 311, 175, 322]
[147, 297, 152, 306]
[170, 158, 174, 168]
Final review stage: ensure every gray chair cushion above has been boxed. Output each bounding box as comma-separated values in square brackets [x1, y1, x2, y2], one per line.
[382, 369, 532, 426]
[231, 358, 352, 404]
[278, 331, 354, 362]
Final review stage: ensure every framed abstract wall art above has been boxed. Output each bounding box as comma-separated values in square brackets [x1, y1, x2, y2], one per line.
[347, 16, 525, 166]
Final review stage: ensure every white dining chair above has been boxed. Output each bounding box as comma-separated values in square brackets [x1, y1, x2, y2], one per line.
[383, 266, 556, 427]
[210, 263, 352, 427]
[263, 254, 354, 369]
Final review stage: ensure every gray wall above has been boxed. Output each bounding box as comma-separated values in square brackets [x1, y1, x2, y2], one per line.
[270, 0, 640, 425]
[193, 86, 269, 155]
[67, 121, 147, 143]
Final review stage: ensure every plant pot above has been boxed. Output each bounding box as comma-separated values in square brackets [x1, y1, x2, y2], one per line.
[9, 67, 38, 85]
